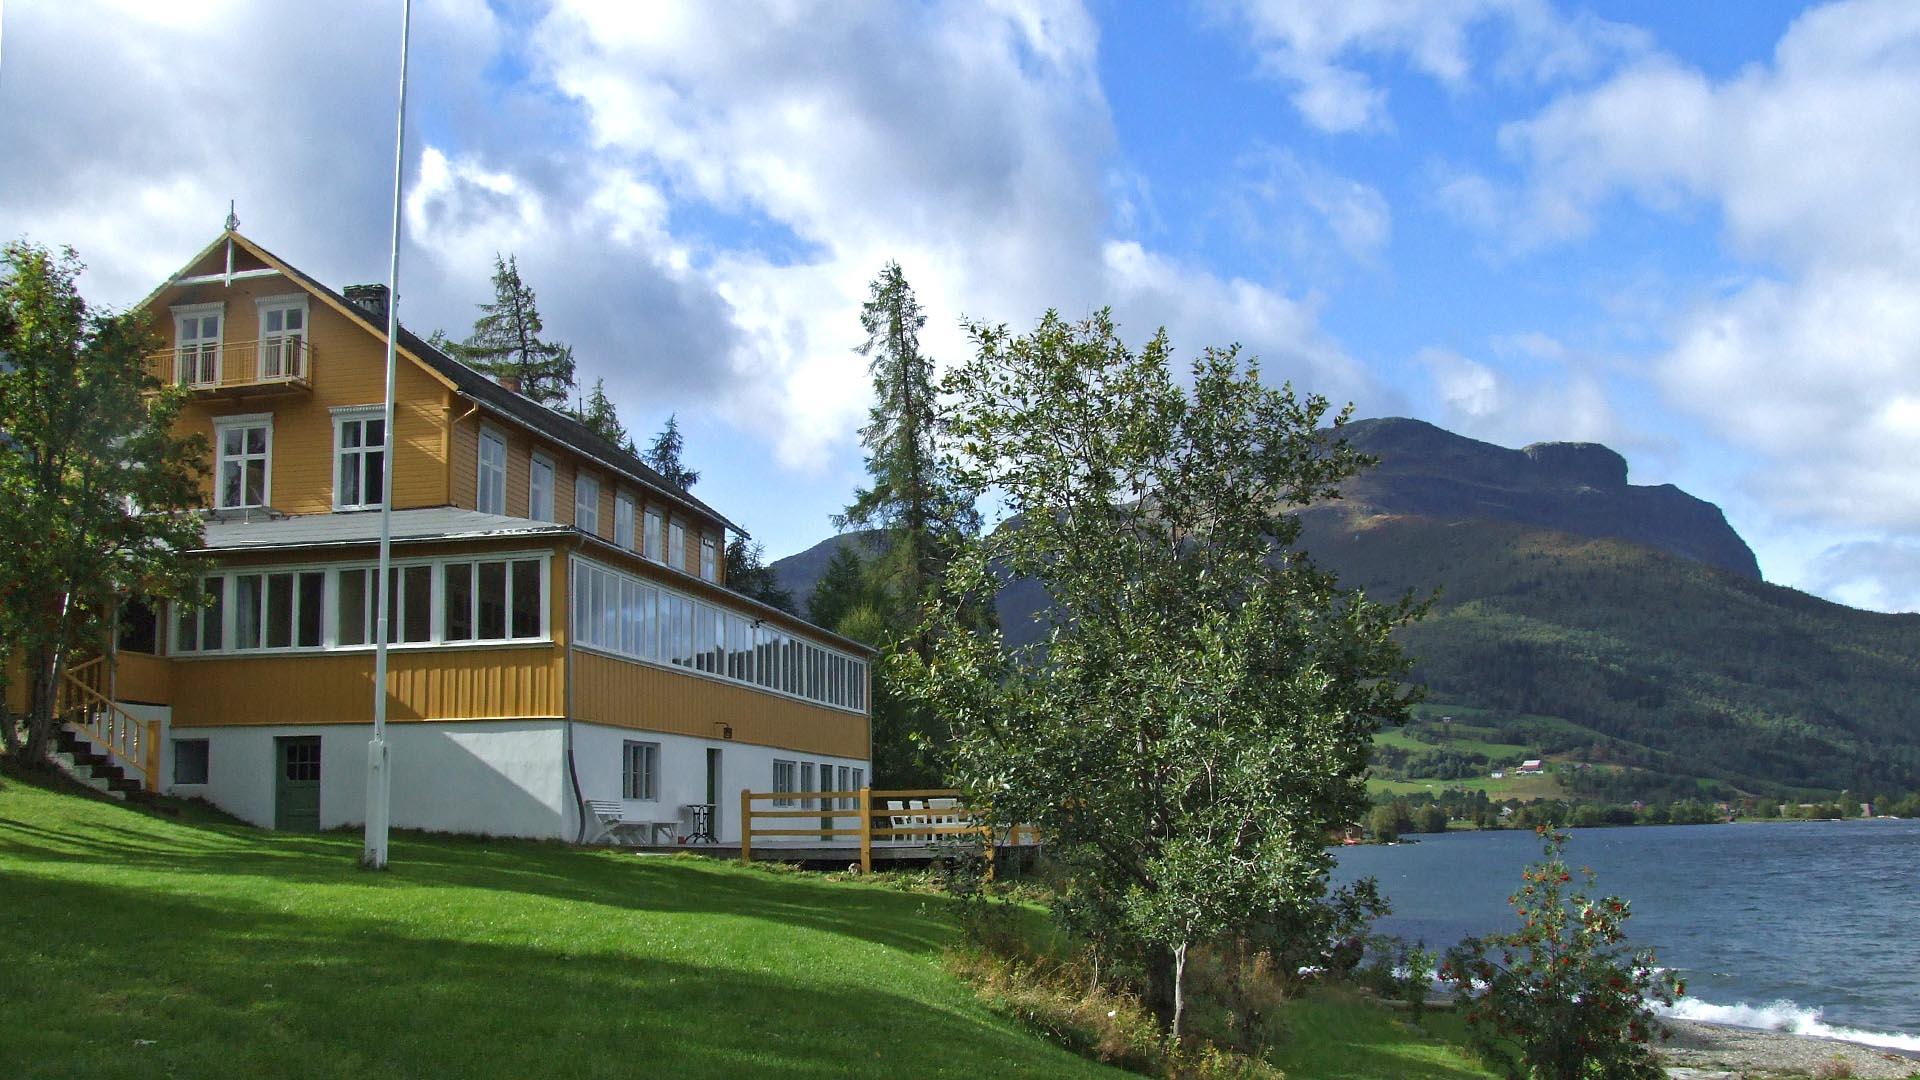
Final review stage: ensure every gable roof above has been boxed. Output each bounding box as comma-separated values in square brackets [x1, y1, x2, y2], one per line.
[149, 230, 743, 536]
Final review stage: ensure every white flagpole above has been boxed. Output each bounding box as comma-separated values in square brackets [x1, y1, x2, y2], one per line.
[365, 0, 412, 870]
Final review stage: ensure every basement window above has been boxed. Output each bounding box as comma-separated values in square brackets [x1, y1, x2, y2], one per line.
[173, 739, 210, 785]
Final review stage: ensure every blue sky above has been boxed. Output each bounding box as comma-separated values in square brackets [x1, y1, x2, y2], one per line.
[3, 1, 1918, 611]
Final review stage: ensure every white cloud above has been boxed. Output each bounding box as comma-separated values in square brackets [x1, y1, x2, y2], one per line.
[1417, 344, 1618, 448]
[1804, 540, 1920, 614]
[1234, 149, 1393, 266]
[1215, 0, 1646, 133]
[1490, 0, 1920, 538]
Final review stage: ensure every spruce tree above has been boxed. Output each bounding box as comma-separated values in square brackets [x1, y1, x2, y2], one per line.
[459, 254, 576, 407]
[575, 378, 633, 454]
[724, 537, 794, 613]
[644, 413, 699, 490]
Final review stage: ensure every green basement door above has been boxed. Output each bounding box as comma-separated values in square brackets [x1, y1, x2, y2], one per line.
[274, 736, 322, 832]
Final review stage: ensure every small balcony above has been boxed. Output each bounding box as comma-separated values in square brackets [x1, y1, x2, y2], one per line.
[149, 336, 313, 398]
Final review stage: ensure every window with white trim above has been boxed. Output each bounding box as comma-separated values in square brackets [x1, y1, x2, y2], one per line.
[529, 453, 556, 521]
[614, 491, 636, 550]
[700, 533, 718, 582]
[773, 760, 797, 807]
[837, 766, 853, 810]
[256, 295, 307, 379]
[800, 762, 815, 810]
[172, 302, 222, 386]
[214, 415, 271, 509]
[333, 406, 385, 510]
[171, 553, 549, 655]
[643, 507, 664, 562]
[668, 519, 686, 571]
[622, 741, 659, 801]
[477, 429, 507, 515]
[575, 472, 601, 535]
[570, 555, 867, 713]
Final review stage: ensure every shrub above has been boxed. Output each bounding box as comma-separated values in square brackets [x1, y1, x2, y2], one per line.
[1440, 828, 1681, 1080]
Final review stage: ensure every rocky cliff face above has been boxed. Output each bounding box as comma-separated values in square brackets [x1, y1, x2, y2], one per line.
[1333, 418, 1760, 580]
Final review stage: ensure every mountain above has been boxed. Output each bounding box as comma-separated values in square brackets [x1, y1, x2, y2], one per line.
[771, 419, 1920, 795]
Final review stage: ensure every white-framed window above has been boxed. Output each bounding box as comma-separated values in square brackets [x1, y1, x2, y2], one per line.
[569, 554, 868, 713]
[773, 760, 797, 807]
[800, 762, 815, 810]
[477, 428, 507, 515]
[614, 491, 636, 550]
[668, 519, 686, 571]
[575, 472, 601, 535]
[643, 507, 664, 562]
[213, 413, 272, 510]
[255, 294, 308, 379]
[171, 551, 550, 656]
[837, 766, 853, 810]
[622, 741, 660, 801]
[333, 406, 385, 510]
[529, 453, 556, 522]
[172, 302, 222, 386]
[700, 533, 719, 582]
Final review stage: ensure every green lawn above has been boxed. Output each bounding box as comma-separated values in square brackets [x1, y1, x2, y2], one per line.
[0, 770, 1119, 1079]
[1265, 993, 1491, 1080]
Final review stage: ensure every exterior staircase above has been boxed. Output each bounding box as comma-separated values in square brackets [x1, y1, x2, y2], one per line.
[49, 656, 159, 799]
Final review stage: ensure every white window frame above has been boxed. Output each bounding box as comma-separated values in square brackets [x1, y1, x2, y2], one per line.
[568, 554, 868, 714]
[772, 759, 797, 807]
[622, 741, 660, 801]
[254, 294, 309, 380]
[168, 550, 552, 657]
[212, 413, 273, 510]
[668, 518, 686, 571]
[575, 472, 601, 535]
[331, 405, 386, 511]
[643, 507, 665, 562]
[700, 533, 719, 582]
[171, 301, 224, 387]
[477, 427, 507, 515]
[529, 452, 557, 522]
[614, 491, 637, 551]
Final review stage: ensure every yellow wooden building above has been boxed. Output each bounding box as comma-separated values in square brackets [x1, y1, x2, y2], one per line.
[57, 230, 872, 840]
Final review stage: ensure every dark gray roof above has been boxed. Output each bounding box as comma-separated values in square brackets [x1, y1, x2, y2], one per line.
[197, 508, 568, 552]
[244, 233, 745, 537]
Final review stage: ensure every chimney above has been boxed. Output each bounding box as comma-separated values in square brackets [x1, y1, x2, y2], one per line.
[344, 283, 389, 320]
[496, 374, 522, 395]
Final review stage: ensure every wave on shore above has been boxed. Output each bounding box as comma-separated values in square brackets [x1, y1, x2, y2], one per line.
[1657, 996, 1920, 1054]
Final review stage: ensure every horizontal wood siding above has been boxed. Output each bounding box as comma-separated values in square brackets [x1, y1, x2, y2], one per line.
[170, 646, 562, 727]
[571, 650, 869, 760]
[160, 274, 450, 515]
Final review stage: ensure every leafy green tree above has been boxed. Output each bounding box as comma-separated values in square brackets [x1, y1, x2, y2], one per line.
[1442, 829, 1681, 1079]
[643, 413, 699, 491]
[806, 545, 874, 631]
[903, 310, 1423, 1036]
[457, 254, 576, 407]
[724, 536, 794, 614]
[0, 242, 206, 761]
[574, 378, 633, 454]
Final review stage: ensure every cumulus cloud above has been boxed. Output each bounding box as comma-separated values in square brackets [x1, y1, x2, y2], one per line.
[1418, 343, 1619, 448]
[1232, 149, 1392, 266]
[1214, 0, 1646, 133]
[1490, 0, 1920, 534]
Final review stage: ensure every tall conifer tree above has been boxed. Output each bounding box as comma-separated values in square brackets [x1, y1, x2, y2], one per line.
[458, 254, 576, 407]
[575, 378, 633, 454]
[643, 413, 699, 490]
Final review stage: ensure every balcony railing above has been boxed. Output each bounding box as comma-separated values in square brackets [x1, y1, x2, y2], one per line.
[148, 336, 313, 395]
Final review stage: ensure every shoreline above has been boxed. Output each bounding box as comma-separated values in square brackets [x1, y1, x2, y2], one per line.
[1659, 1017, 1920, 1078]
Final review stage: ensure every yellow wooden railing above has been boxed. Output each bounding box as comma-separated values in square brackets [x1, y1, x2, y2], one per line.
[146, 336, 313, 392]
[739, 787, 1037, 874]
[58, 657, 160, 792]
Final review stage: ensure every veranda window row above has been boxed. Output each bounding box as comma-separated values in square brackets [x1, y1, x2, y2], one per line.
[171, 553, 548, 655]
[571, 557, 868, 713]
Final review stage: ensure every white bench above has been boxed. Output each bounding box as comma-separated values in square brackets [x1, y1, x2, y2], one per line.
[586, 800, 678, 846]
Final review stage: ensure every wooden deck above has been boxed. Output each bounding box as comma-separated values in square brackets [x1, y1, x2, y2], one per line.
[737, 787, 1038, 873]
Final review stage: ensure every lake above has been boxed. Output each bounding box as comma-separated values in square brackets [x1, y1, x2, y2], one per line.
[1333, 819, 1920, 1052]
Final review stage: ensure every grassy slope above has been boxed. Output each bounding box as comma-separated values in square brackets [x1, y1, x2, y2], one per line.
[0, 773, 1120, 1080]
[1302, 509, 1920, 795]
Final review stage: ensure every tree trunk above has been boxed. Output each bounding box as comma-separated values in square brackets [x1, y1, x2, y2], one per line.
[1145, 942, 1188, 1038]
[23, 591, 74, 764]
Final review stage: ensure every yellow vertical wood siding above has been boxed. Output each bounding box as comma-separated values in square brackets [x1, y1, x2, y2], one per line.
[571, 650, 868, 760]
[169, 646, 562, 727]
[114, 652, 172, 706]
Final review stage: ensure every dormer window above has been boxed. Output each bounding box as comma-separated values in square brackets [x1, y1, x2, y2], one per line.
[214, 413, 272, 510]
[173, 302, 223, 387]
[256, 295, 308, 380]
